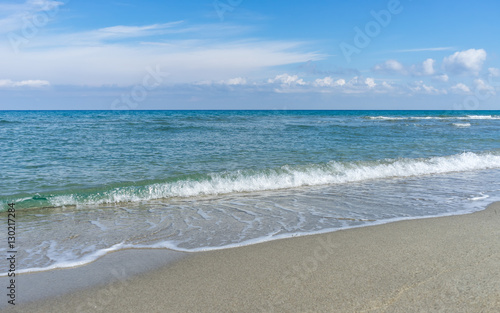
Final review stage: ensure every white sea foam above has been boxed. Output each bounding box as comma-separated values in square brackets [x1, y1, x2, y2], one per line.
[452, 123, 471, 128]
[467, 193, 489, 201]
[368, 115, 500, 121]
[466, 115, 500, 120]
[4, 166, 500, 276]
[46, 152, 500, 207]
[9, 243, 129, 275]
[368, 116, 409, 120]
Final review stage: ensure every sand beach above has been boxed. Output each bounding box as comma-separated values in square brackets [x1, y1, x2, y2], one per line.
[5, 202, 500, 312]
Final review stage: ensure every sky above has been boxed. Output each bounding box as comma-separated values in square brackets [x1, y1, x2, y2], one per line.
[0, 0, 499, 110]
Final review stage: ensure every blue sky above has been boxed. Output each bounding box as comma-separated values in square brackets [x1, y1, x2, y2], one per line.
[0, 0, 499, 110]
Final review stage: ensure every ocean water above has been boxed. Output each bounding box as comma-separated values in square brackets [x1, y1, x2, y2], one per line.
[1, 110, 500, 274]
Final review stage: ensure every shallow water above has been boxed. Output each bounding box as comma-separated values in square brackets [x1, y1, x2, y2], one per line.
[1, 110, 500, 273]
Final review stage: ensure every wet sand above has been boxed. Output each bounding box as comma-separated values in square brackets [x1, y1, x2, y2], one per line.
[5, 202, 500, 312]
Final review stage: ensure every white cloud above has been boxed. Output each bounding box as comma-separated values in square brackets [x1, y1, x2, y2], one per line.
[408, 58, 436, 76]
[433, 74, 449, 82]
[450, 83, 471, 94]
[421, 59, 435, 75]
[25, 0, 62, 11]
[336, 79, 346, 86]
[335, 76, 382, 94]
[268, 74, 306, 86]
[314, 77, 345, 87]
[267, 75, 384, 94]
[474, 79, 495, 96]
[189, 74, 473, 97]
[422, 84, 444, 95]
[365, 77, 376, 88]
[346, 76, 361, 86]
[0, 37, 323, 86]
[197, 77, 248, 86]
[0, 0, 63, 34]
[370, 81, 397, 94]
[0, 79, 50, 88]
[314, 76, 333, 87]
[373, 60, 406, 75]
[443, 49, 487, 75]
[409, 81, 447, 95]
[381, 81, 393, 89]
[374, 58, 436, 76]
[488, 68, 500, 77]
[83, 22, 185, 42]
[376, 50, 489, 78]
[224, 77, 247, 85]
[25, 22, 255, 48]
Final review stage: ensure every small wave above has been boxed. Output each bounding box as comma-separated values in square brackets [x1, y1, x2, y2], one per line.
[466, 115, 500, 120]
[3, 151, 500, 211]
[452, 123, 471, 128]
[367, 115, 500, 121]
[367, 116, 408, 120]
[467, 193, 489, 201]
[10, 242, 130, 275]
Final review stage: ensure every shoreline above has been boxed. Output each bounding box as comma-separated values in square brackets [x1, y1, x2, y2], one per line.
[0, 249, 187, 310]
[2, 196, 487, 277]
[4, 202, 500, 312]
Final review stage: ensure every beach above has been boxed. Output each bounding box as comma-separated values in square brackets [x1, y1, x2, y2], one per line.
[5, 201, 499, 312]
[2, 0, 500, 310]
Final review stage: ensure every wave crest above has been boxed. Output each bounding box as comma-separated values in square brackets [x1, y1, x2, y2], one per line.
[367, 115, 500, 121]
[4, 151, 500, 210]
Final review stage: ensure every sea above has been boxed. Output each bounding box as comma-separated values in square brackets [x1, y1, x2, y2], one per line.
[1, 110, 500, 274]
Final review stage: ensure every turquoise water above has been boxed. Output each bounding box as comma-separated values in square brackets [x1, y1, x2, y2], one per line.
[2, 110, 500, 273]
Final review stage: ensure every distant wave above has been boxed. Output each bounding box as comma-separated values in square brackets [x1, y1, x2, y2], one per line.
[466, 115, 500, 120]
[452, 123, 471, 128]
[3, 151, 500, 211]
[367, 115, 500, 121]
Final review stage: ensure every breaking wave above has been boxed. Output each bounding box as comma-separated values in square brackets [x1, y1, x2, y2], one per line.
[367, 115, 500, 121]
[3, 151, 500, 211]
